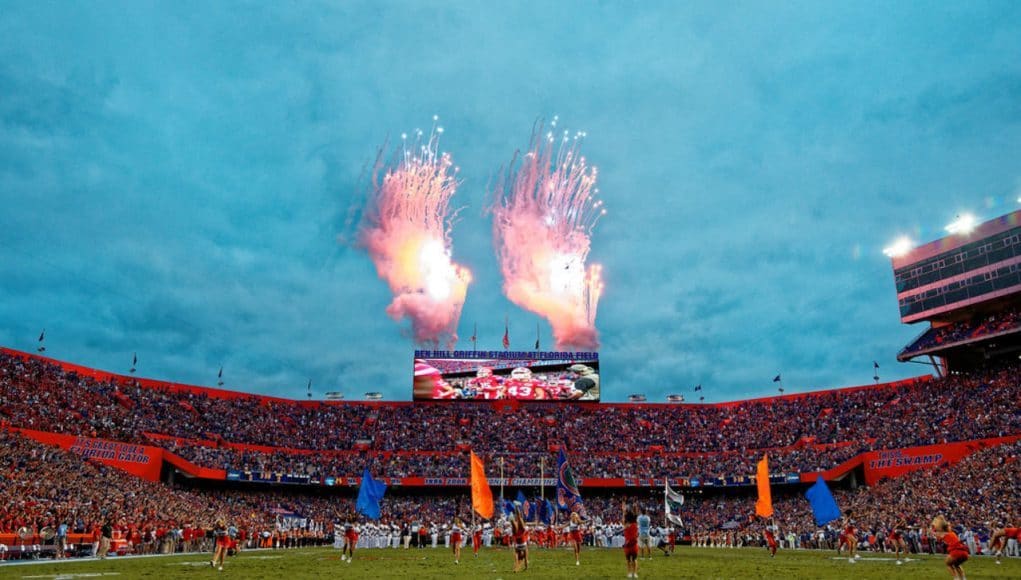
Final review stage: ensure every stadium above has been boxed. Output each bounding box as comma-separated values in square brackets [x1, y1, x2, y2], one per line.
[3, 4, 1021, 580]
[2, 211, 1019, 578]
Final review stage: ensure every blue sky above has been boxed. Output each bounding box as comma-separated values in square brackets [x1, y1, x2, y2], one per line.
[2, 1, 1020, 402]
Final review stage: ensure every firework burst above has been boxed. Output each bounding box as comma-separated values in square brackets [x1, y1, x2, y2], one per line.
[492, 118, 606, 350]
[360, 118, 471, 348]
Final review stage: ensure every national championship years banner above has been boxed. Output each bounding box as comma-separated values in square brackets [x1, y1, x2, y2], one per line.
[413, 350, 600, 401]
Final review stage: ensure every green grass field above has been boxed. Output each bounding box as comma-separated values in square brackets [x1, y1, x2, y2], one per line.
[1, 547, 1018, 580]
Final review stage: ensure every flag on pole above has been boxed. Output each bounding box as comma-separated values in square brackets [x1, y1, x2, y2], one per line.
[664, 480, 684, 526]
[37, 329, 46, 353]
[356, 467, 388, 520]
[693, 384, 702, 391]
[772, 374, 781, 383]
[555, 449, 586, 516]
[130, 353, 137, 374]
[470, 451, 494, 519]
[540, 499, 555, 524]
[470, 323, 477, 350]
[535, 322, 540, 351]
[217, 366, 224, 386]
[306, 379, 312, 398]
[502, 319, 510, 350]
[873, 361, 879, 370]
[755, 454, 773, 517]
[517, 491, 535, 521]
[804, 475, 841, 526]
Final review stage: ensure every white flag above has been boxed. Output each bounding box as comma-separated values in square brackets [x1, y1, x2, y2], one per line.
[665, 480, 685, 504]
[664, 480, 684, 526]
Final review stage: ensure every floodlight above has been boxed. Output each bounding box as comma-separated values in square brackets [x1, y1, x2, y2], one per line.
[882, 236, 914, 258]
[945, 214, 977, 235]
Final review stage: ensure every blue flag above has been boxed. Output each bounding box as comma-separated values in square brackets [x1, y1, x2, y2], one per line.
[556, 449, 586, 516]
[540, 499, 555, 525]
[515, 490, 535, 521]
[502, 499, 515, 516]
[356, 467, 387, 520]
[805, 475, 841, 526]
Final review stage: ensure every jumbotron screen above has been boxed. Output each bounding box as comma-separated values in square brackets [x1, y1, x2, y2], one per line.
[413, 350, 600, 401]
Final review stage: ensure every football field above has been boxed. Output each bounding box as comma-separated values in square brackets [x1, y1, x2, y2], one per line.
[1, 547, 1018, 580]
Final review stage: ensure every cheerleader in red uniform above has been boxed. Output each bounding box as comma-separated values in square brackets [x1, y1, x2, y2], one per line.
[931, 515, 968, 580]
[989, 521, 1019, 564]
[341, 521, 358, 563]
[450, 519, 463, 564]
[763, 519, 778, 557]
[837, 514, 859, 562]
[568, 512, 584, 566]
[472, 524, 483, 558]
[623, 503, 639, 579]
[511, 506, 529, 573]
[889, 519, 909, 564]
[211, 519, 230, 572]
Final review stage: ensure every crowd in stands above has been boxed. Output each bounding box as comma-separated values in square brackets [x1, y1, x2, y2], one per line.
[901, 305, 1021, 355]
[1, 352, 1019, 483]
[1, 426, 1017, 560]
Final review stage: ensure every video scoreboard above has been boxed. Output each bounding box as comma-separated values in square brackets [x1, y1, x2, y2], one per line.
[413, 350, 600, 401]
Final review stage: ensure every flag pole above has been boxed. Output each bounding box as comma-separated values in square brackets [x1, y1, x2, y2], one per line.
[540, 455, 545, 503]
[500, 457, 505, 503]
[537, 455, 544, 526]
[663, 478, 667, 529]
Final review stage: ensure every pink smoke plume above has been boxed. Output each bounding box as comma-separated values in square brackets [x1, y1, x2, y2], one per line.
[360, 119, 471, 348]
[492, 118, 606, 350]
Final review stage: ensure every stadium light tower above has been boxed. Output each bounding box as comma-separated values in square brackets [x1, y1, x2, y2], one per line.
[945, 213, 977, 235]
[882, 236, 915, 258]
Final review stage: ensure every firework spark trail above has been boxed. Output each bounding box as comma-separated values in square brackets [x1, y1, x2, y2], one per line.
[360, 119, 471, 348]
[492, 118, 606, 350]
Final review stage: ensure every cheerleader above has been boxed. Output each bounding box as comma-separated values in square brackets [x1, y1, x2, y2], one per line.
[472, 524, 483, 558]
[511, 505, 529, 573]
[889, 519, 909, 564]
[622, 503, 639, 579]
[931, 515, 968, 580]
[211, 519, 229, 572]
[837, 514, 859, 563]
[763, 519, 778, 558]
[989, 520, 1019, 564]
[450, 519, 463, 564]
[340, 520, 358, 563]
[567, 512, 583, 566]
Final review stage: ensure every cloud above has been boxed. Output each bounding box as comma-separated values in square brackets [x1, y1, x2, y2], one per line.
[1, 2, 1019, 401]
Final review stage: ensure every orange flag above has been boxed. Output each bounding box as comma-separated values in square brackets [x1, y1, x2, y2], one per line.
[470, 451, 494, 519]
[755, 453, 773, 517]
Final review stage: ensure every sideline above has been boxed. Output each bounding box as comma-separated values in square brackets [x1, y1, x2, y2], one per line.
[0, 547, 293, 568]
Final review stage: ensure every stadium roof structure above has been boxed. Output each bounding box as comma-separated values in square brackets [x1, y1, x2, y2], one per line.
[890, 209, 1021, 371]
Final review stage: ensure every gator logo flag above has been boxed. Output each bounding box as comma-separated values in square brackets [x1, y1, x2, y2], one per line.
[556, 449, 586, 517]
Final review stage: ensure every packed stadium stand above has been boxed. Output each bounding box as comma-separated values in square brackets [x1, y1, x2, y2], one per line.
[1, 345, 1018, 560]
